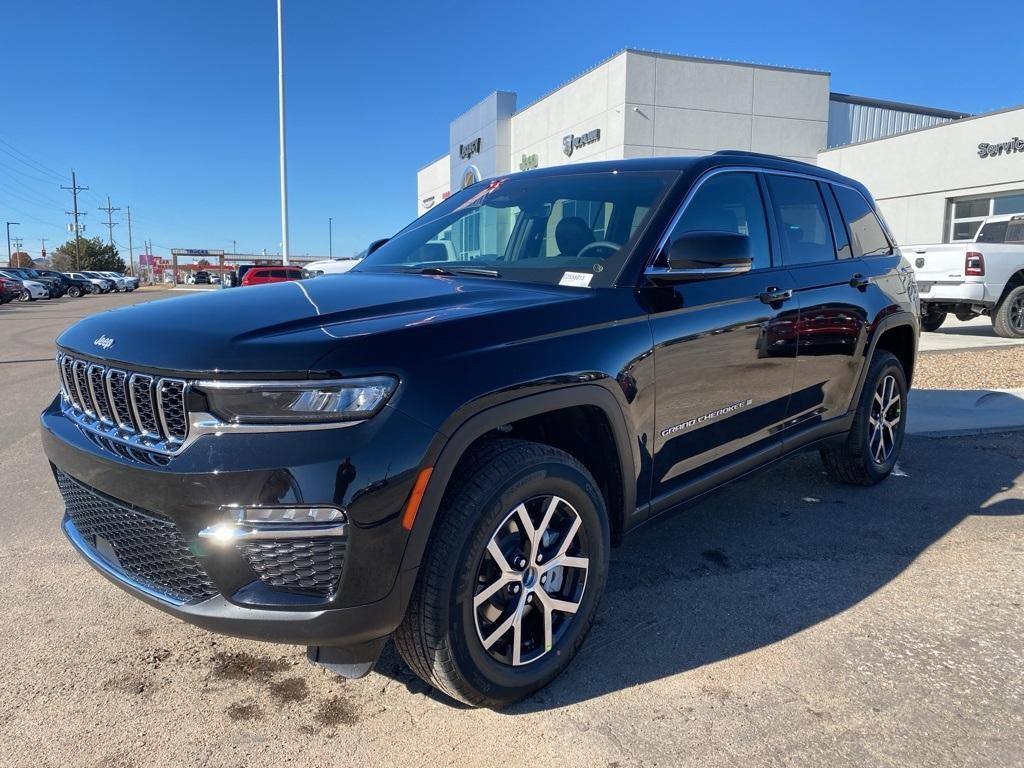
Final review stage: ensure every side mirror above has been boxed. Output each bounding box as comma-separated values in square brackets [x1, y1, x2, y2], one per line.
[366, 238, 389, 256]
[649, 231, 753, 283]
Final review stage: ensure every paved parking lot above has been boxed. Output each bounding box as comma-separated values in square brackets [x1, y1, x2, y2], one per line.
[919, 315, 1024, 353]
[1, 291, 1023, 767]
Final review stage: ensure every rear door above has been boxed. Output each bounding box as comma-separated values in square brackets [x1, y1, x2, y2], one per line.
[648, 171, 798, 507]
[763, 174, 870, 427]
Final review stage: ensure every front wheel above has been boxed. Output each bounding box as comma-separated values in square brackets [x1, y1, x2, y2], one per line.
[394, 439, 609, 708]
[821, 351, 908, 485]
[992, 286, 1024, 339]
[18, 290, 31, 302]
[67, 286, 82, 298]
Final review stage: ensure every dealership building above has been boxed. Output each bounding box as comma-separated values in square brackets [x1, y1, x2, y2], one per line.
[416, 48, 1023, 247]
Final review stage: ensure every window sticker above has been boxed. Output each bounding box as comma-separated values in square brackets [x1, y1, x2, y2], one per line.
[559, 271, 593, 288]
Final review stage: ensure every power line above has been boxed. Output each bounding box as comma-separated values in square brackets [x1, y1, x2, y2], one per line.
[61, 170, 88, 270]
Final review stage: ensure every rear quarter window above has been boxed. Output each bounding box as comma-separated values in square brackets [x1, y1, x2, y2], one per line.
[833, 186, 893, 257]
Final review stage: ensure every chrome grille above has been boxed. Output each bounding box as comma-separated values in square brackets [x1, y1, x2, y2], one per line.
[129, 374, 160, 437]
[88, 364, 114, 424]
[56, 353, 189, 455]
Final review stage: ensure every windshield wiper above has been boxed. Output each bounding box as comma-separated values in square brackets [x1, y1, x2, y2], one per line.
[407, 266, 501, 278]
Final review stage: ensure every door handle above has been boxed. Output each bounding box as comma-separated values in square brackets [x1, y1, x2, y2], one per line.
[759, 287, 793, 305]
[849, 274, 870, 290]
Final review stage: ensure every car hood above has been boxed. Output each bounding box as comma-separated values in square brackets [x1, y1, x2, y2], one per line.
[57, 272, 590, 376]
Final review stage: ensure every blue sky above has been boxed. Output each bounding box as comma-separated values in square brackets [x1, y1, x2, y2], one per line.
[1, 0, 1020, 262]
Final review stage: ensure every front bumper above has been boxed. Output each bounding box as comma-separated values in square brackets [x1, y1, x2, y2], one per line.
[41, 394, 438, 646]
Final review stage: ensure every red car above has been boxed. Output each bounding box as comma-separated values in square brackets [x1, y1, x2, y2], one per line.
[0, 275, 22, 304]
[240, 266, 304, 286]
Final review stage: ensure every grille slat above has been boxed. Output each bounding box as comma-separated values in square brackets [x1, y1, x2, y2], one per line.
[129, 374, 161, 439]
[88, 364, 114, 425]
[239, 538, 346, 598]
[56, 470, 217, 604]
[156, 379, 188, 443]
[56, 354, 189, 455]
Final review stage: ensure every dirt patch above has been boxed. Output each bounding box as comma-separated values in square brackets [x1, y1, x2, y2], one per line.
[211, 651, 290, 681]
[316, 695, 359, 728]
[226, 701, 264, 722]
[269, 677, 309, 704]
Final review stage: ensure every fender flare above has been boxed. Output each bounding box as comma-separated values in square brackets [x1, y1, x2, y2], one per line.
[850, 310, 919, 406]
[398, 384, 638, 574]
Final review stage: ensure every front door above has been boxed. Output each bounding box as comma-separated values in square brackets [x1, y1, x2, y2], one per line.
[647, 171, 798, 507]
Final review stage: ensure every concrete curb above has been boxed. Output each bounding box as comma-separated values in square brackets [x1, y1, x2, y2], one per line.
[907, 388, 1024, 437]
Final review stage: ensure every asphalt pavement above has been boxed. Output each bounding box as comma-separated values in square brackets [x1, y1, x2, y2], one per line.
[1, 290, 1022, 767]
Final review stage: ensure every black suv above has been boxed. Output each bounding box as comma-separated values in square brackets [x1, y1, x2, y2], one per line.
[41, 153, 918, 707]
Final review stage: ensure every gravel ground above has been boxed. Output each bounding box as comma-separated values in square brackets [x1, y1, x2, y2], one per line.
[915, 347, 1024, 390]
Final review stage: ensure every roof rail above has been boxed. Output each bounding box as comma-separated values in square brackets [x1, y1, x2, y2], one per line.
[713, 149, 818, 168]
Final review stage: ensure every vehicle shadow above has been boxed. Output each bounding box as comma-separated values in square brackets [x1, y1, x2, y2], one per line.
[376, 433, 1023, 711]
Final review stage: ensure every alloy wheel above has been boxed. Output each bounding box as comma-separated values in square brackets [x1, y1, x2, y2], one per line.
[1011, 294, 1024, 333]
[473, 495, 589, 666]
[868, 374, 901, 464]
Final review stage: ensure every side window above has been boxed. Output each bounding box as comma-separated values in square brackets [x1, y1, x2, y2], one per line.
[822, 184, 852, 259]
[975, 221, 1008, 244]
[833, 186, 893, 257]
[269, 269, 287, 278]
[765, 175, 835, 266]
[668, 172, 771, 270]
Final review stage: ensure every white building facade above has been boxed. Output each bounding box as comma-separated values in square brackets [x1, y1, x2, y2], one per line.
[416, 49, 1024, 248]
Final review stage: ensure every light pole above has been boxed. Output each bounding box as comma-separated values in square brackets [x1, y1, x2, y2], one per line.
[6, 222, 19, 266]
[328, 217, 333, 258]
[276, 0, 290, 266]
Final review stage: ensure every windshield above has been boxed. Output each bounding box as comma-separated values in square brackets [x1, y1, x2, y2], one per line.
[356, 170, 676, 287]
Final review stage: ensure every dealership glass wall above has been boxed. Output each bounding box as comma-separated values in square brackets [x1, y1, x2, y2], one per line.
[949, 191, 1024, 241]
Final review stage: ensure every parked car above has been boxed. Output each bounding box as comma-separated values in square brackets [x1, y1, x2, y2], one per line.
[66, 272, 105, 294]
[34, 269, 82, 297]
[41, 152, 918, 708]
[52, 273, 98, 298]
[906, 213, 1024, 336]
[302, 257, 362, 278]
[98, 271, 134, 292]
[0, 274, 22, 303]
[2, 267, 64, 297]
[193, 271, 211, 285]
[240, 266, 304, 285]
[78, 271, 114, 293]
[0, 271, 49, 301]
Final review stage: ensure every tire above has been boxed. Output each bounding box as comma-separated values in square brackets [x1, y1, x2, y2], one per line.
[821, 351, 908, 486]
[992, 285, 1024, 339]
[394, 438, 609, 708]
[89, 285, 99, 294]
[67, 286, 82, 298]
[18, 290, 30, 302]
[920, 309, 946, 332]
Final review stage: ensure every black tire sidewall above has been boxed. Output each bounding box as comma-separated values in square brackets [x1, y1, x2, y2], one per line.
[920, 310, 946, 332]
[447, 458, 608, 704]
[994, 286, 1024, 338]
[857, 354, 908, 482]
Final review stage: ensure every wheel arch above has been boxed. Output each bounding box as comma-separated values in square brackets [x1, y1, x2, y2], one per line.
[399, 384, 637, 575]
[853, 312, 919, 402]
[995, 269, 1024, 307]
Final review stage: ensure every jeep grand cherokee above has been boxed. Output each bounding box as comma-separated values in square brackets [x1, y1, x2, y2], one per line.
[41, 152, 919, 707]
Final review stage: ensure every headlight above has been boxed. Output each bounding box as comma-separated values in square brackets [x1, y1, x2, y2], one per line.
[194, 376, 397, 424]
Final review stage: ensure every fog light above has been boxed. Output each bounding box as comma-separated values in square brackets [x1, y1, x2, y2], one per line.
[229, 505, 347, 525]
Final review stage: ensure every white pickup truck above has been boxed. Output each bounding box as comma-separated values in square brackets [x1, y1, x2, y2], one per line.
[905, 213, 1024, 337]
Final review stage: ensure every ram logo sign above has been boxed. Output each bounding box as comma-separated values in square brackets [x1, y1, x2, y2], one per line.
[562, 129, 601, 157]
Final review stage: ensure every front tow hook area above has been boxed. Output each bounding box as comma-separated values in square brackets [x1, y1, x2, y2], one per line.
[308, 637, 387, 679]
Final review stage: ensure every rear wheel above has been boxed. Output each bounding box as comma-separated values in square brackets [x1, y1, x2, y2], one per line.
[992, 286, 1024, 339]
[18, 290, 31, 302]
[395, 439, 609, 708]
[821, 351, 907, 486]
[67, 286, 82, 298]
[920, 309, 946, 332]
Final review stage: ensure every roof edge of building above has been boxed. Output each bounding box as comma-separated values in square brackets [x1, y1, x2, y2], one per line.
[820, 102, 1024, 153]
[830, 91, 969, 119]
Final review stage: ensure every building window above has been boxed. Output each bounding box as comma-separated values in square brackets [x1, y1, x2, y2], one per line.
[949, 191, 1024, 242]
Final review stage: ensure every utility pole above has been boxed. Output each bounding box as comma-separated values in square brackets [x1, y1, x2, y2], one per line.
[61, 170, 88, 269]
[99, 196, 121, 252]
[328, 217, 333, 258]
[12, 237, 23, 259]
[126, 206, 135, 276]
[276, 0, 290, 265]
[232, 239, 237, 254]
[5, 221, 18, 266]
